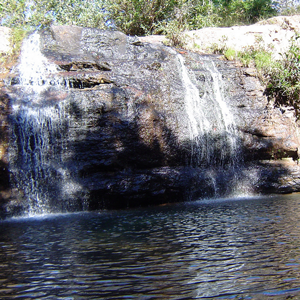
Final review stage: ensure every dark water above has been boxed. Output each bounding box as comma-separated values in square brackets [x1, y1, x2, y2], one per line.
[1, 195, 300, 299]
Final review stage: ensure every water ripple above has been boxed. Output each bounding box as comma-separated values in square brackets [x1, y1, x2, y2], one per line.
[1, 195, 300, 298]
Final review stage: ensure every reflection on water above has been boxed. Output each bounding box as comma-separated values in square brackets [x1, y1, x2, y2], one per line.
[1, 195, 300, 299]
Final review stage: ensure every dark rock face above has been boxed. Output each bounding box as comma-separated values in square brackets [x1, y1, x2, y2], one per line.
[0, 91, 11, 205]
[38, 27, 195, 211]
[2, 26, 300, 216]
[225, 65, 300, 162]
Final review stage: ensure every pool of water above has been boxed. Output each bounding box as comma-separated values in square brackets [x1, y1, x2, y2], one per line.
[1, 194, 300, 299]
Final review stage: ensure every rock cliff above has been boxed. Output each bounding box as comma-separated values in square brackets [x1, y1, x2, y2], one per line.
[1, 22, 300, 217]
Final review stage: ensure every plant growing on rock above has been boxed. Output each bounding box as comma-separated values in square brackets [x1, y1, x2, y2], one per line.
[224, 48, 236, 60]
[10, 27, 28, 56]
[236, 33, 273, 80]
[161, 19, 187, 47]
[266, 35, 300, 117]
[209, 35, 229, 54]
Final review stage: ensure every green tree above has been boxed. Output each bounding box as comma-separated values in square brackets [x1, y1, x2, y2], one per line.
[0, 0, 279, 36]
[0, 0, 105, 29]
[217, 0, 277, 26]
[104, 0, 180, 35]
[0, 0, 28, 27]
[164, 0, 222, 30]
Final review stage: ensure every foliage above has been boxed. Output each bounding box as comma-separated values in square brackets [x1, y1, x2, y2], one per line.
[161, 19, 187, 47]
[0, 27, 29, 79]
[0, 0, 105, 29]
[237, 47, 272, 70]
[280, 5, 300, 16]
[254, 51, 272, 70]
[232, 34, 300, 119]
[157, 2, 190, 47]
[0, 1, 106, 69]
[1, 0, 279, 37]
[0, 0, 27, 28]
[104, 0, 277, 37]
[232, 32, 273, 76]
[266, 36, 300, 116]
[208, 35, 229, 54]
[237, 50, 254, 67]
[104, 0, 179, 36]
[224, 48, 236, 60]
[275, 0, 300, 15]
[9, 27, 28, 57]
[183, 0, 222, 29]
[218, 0, 277, 26]
[0, 27, 28, 62]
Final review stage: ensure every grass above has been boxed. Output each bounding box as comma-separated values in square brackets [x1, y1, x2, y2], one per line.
[224, 48, 236, 60]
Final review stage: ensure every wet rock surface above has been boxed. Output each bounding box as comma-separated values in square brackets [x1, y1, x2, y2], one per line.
[1, 25, 300, 216]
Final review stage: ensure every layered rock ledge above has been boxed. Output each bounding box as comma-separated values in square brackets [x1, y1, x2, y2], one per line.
[1, 21, 300, 216]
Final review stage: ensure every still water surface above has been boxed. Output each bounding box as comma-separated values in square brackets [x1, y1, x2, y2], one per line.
[1, 195, 300, 299]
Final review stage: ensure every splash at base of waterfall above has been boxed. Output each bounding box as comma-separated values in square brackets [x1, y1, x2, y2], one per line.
[11, 105, 63, 215]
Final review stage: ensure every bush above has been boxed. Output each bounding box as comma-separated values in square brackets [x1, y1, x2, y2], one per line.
[184, 0, 222, 29]
[266, 36, 300, 115]
[254, 51, 272, 70]
[224, 48, 236, 60]
[218, 0, 277, 26]
[0, 0, 106, 29]
[105, 0, 179, 36]
[160, 19, 187, 47]
[236, 33, 272, 72]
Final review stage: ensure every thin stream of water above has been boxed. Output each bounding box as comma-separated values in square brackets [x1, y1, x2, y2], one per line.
[16, 32, 59, 95]
[176, 53, 238, 167]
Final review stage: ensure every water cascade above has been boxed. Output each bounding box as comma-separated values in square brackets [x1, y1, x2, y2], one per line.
[177, 53, 239, 168]
[7, 30, 246, 216]
[9, 33, 82, 216]
[3, 28, 300, 300]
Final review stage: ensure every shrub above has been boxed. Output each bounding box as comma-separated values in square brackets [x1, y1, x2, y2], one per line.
[236, 34, 272, 71]
[266, 36, 300, 116]
[160, 19, 187, 47]
[105, 0, 179, 36]
[237, 50, 254, 67]
[0, 0, 106, 29]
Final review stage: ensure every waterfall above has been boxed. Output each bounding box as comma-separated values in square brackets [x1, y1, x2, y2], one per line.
[177, 53, 239, 168]
[16, 33, 59, 95]
[10, 105, 66, 215]
[177, 54, 210, 164]
[9, 33, 80, 216]
[7, 32, 246, 216]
